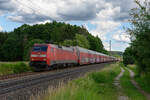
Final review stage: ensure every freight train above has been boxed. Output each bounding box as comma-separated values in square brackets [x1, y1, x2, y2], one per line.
[29, 44, 117, 71]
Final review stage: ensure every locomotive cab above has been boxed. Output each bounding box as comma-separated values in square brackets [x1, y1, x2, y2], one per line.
[29, 44, 49, 71]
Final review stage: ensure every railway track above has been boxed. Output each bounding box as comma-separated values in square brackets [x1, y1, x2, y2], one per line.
[0, 72, 35, 80]
[0, 64, 86, 81]
[0, 67, 71, 81]
[0, 62, 113, 100]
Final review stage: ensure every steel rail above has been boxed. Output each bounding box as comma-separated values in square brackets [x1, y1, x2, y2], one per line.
[0, 63, 112, 95]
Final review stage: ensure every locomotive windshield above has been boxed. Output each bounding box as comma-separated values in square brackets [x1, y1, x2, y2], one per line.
[32, 46, 48, 52]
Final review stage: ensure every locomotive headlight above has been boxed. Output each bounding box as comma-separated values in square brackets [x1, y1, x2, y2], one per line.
[43, 58, 47, 61]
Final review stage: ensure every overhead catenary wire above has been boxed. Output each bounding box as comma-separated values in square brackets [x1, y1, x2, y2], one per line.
[15, 0, 49, 21]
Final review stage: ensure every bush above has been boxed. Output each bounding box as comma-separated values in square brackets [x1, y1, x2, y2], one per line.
[123, 47, 134, 66]
[90, 73, 106, 83]
[13, 62, 31, 73]
[0, 64, 14, 75]
[0, 62, 31, 75]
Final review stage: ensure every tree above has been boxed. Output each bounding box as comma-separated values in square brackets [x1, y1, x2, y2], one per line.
[0, 21, 107, 61]
[1, 38, 22, 61]
[74, 34, 90, 49]
[0, 32, 8, 46]
[87, 34, 107, 53]
[0, 32, 8, 60]
[123, 47, 134, 66]
[127, 0, 150, 74]
[61, 34, 90, 49]
[61, 40, 75, 47]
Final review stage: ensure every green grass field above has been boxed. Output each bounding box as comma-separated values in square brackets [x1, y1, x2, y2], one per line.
[120, 67, 146, 100]
[128, 65, 150, 94]
[1, 62, 148, 100]
[0, 62, 31, 75]
[32, 62, 150, 100]
[36, 63, 121, 100]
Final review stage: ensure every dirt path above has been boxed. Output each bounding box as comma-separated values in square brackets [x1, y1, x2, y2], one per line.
[114, 67, 128, 100]
[126, 68, 150, 100]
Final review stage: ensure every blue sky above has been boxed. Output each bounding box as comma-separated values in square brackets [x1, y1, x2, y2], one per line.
[0, 0, 137, 51]
[0, 15, 22, 32]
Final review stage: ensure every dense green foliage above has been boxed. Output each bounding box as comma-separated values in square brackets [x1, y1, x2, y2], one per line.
[0, 62, 31, 75]
[0, 32, 8, 60]
[2, 37, 23, 61]
[61, 34, 90, 49]
[0, 21, 107, 61]
[124, 0, 150, 74]
[87, 34, 107, 53]
[123, 47, 134, 66]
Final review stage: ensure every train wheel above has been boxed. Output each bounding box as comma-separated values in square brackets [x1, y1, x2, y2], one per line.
[45, 65, 51, 71]
[47, 66, 53, 71]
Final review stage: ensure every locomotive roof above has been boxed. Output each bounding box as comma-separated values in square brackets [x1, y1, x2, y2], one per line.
[33, 44, 116, 59]
[33, 44, 74, 52]
[50, 44, 74, 52]
[88, 49, 96, 54]
[75, 46, 89, 53]
[75, 46, 108, 56]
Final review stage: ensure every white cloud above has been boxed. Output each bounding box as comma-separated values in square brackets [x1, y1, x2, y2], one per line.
[89, 3, 121, 41]
[90, 30, 106, 41]
[112, 30, 130, 43]
[8, 15, 23, 22]
[31, 20, 52, 25]
[91, 20, 121, 35]
[3, 0, 97, 23]
[103, 40, 130, 51]
[103, 41, 110, 51]
[0, 0, 137, 51]
[112, 42, 130, 51]
[0, 0, 135, 23]
[0, 26, 3, 31]
[87, 0, 134, 51]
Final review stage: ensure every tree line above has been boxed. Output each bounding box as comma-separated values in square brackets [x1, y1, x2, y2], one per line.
[123, 0, 150, 75]
[0, 21, 108, 61]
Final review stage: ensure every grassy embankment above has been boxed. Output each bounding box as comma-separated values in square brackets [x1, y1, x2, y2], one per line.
[35, 63, 121, 100]
[119, 63, 146, 100]
[35, 62, 149, 100]
[0, 62, 31, 75]
[128, 65, 150, 94]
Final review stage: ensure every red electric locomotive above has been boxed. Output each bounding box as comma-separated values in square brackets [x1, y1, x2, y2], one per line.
[30, 44, 78, 71]
[30, 43, 117, 71]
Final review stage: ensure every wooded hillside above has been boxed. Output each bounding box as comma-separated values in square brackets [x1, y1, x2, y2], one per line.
[0, 21, 107, 61]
